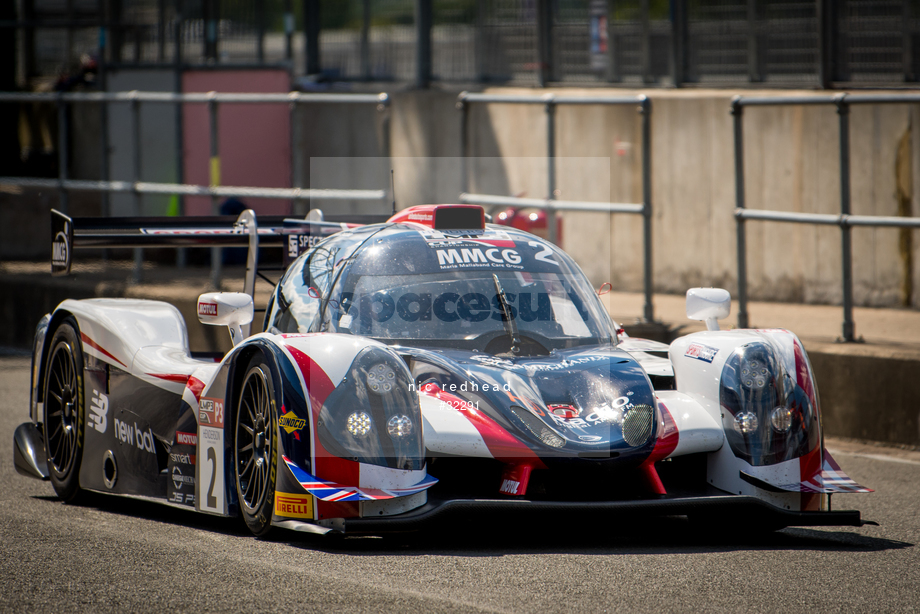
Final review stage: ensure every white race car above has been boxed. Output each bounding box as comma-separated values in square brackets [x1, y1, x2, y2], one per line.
[14, 204, 871, 536]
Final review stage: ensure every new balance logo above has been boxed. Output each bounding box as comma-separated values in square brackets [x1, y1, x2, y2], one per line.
[89, 389, 108, 433]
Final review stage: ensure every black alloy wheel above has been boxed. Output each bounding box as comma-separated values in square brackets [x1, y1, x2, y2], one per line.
[235, 354, 278, 536]
[43, 319, 85, 502]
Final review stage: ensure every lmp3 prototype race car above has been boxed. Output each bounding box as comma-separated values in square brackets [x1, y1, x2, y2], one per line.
[14, 204, 871, 536]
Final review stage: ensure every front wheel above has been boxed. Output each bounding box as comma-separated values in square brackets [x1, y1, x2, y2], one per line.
[43, 318, 85, 502]
[234, 354, 279, 536]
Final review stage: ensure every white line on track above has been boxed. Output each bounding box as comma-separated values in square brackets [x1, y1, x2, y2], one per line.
[829, 450, 920, 466]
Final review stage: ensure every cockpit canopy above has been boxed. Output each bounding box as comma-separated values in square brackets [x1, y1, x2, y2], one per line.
[266, 223, 614, 353]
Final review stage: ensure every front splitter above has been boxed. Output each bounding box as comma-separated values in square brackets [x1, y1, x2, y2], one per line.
[341, 494, 865, 534]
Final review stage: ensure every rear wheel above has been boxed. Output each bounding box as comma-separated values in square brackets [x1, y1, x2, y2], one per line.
[234, 354, 278, 536]
[43, 319, 84, 502]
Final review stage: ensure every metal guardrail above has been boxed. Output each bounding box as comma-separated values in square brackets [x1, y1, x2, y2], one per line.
[0, 90, 390, 286]
[456, 92, 655, 323]
[0, 178, 387, 202]
[732, 93, 920, 342]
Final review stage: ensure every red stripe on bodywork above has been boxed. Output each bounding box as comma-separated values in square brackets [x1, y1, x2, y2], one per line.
[644, 401, 679, 465]
[423, 384, 546, 466]
[80, 333, 127, 367]
[186, 376, 206, 402]
[638, 401, 679, 495]
[286, 345, 360, 520]
[792, 336, 823, 507]
[149, 373, 190, 384]
[791, 338, 818, 410]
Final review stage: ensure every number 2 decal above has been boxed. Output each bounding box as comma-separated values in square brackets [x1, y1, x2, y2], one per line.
[206, 447, 217, 509]
[198, 425, 225, 515]
[529, 241, 558, 266]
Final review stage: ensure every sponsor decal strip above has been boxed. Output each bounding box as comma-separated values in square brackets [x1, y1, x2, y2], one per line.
[80, 333, 127, 368]
[775, 451, 873, 494]
[282, 456, 437, 502]
[274, 492, 314, 519]
[684, 342, 719, 363]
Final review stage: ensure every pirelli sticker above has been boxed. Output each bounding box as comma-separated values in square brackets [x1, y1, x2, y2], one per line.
[275, 492, 314, 519]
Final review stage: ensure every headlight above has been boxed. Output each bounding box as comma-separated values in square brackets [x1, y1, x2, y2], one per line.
[346, 412, 372, 437]
[386, 415, 413, 438]
[316, 347, 424, 471]
[719, 341, 819, 466]
[771, 406, 793, 432]
[367, 363, 396, 394]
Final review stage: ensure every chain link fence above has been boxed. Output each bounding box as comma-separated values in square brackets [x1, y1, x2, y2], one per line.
[7, 0, 920, 87]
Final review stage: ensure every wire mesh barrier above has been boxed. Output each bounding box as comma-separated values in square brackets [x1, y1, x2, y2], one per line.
[7, 0, 919, 87]
[731, 92, 920, 343]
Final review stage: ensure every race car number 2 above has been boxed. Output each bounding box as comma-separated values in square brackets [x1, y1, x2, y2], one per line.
[197, 425, 225, 515]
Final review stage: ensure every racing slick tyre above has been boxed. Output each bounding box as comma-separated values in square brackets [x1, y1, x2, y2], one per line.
[43, 318, 85, 503]
[234, 354, 279, 537]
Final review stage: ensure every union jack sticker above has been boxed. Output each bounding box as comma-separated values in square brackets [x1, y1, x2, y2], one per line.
[281, 456, 438, 502]
[777, 452, 873, 494]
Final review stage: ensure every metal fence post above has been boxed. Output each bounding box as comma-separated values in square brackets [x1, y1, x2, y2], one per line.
[458, 95, 469, 195]
[416, 0, 432, 88]
[545, 96, 557, 245]
[731, 97, 749, 329]
[606, 0, 619, 83]
[204, 0, 218, 62]
[671, 0, 687, 86]
[304, 0, 320, 75]
[640, 0, 652, 83]
[747, 0, 762, 83]
[284, 0, 294, 62]
[537, 0, 553, 86]
[836, 93, 856, 342]
[174, 0, 186, 268]
[290, 95, 303, 216]
[361, 0, 371, 80]
[208, 93, 222, 289]
[131, 91, 144, 284]
[56, 92, 69, 215]
[817, 0, 837, 88]
[378, 94, 391, 160]
[639, 96, 654, 323]
[256, 0, 266, 64]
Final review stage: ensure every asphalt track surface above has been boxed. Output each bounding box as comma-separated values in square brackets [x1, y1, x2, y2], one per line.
[1, 351, 918, 613]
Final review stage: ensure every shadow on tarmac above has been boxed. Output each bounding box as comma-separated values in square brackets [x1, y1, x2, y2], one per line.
[34, 491, 912, 556]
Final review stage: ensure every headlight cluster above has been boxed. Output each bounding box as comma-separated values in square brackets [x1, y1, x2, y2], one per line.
[318, 348, 424, 471]
[720, 341, 819, 466]
[367, 363, 396, 394]
[346, 411, 372, 437]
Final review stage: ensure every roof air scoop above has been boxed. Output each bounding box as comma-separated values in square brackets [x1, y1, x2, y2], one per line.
[387, 205, 485, 231]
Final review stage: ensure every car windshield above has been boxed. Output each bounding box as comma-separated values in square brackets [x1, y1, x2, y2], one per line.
[319, 227, 614, 351]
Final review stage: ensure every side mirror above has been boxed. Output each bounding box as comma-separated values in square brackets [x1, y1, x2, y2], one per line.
[686, 288, 731, 331]
[198, 292, 254, 346]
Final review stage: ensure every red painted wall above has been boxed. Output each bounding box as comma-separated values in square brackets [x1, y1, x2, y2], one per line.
[182, 70, 291, 216]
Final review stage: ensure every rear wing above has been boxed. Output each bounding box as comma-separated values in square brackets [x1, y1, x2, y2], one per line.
[50, 207, 388, 301]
